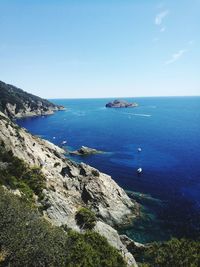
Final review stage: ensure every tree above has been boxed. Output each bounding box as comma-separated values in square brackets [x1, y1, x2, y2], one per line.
[75, 207, 97, 230]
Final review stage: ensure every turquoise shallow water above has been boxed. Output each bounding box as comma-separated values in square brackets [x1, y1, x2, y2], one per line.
[17, 97, 200, 243]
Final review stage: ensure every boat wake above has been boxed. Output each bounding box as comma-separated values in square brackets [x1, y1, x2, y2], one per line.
[133, 113, 152, 117]
[121, 112, 152, 117]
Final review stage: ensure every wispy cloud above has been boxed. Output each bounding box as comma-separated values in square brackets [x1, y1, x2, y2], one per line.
[155, 10, 169, 25]
[165, 49, 187, 65]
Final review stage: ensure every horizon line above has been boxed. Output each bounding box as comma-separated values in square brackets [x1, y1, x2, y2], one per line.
[48, 95, 200, 100]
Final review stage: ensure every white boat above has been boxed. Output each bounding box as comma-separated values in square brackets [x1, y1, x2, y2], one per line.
[137, 168, 142, 174]
[137, 147, 142, 152]
[61, 140, 67, 145]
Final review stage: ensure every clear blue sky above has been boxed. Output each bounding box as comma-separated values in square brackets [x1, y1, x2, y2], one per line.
[0, 0, 199, 98]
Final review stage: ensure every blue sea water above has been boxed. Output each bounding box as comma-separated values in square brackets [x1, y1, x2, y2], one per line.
[17, 97, 200, 243]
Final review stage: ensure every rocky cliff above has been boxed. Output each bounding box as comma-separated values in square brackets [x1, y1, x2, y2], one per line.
[0, 80, 65, 118]
[0, 112, 138, 266]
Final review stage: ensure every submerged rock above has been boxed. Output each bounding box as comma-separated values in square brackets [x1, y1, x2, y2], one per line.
[106, 99, 138, 108]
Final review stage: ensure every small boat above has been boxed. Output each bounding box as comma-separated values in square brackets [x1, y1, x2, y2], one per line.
[137, 147, 142, 152]
[137, 168, 142, 174]
[61, 140, 67, 145]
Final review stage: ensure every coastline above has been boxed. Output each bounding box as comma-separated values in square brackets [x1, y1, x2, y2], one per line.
[15, 97, 200, 244]
[12, 106, 66, 119]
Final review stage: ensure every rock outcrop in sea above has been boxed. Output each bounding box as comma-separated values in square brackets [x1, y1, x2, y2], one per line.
[69, 146, 103, 155]
[106, 99, 138, 108]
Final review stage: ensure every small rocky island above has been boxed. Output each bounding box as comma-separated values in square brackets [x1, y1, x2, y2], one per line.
[105, 99, 138, 108]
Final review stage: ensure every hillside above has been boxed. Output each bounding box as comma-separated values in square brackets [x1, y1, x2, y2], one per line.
[0, 80, 64, 118]
[0, 111, 138, 266]
[0, 187, 128, 267]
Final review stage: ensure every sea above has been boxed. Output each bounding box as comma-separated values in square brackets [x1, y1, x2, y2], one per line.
[17, 97, 200, 243]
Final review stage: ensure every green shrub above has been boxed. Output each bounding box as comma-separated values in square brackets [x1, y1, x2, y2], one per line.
[136, 238, 200, 267]
[0, 146, 46, 201]
[66, 230, 126, 267]
[75, 207, 97, 230]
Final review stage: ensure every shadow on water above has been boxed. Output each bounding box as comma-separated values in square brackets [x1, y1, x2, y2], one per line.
[119, 191, 170, 243]
[119, 191, 200, 244]
[157, 196, 200, 240]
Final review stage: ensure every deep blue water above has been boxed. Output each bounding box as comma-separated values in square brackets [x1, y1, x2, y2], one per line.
[17, 97, 200, 243]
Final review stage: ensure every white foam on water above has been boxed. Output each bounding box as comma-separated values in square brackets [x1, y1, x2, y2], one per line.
[98, 107, 106, 110]
[121, 112, 152, 117]
[133, 113, 152, 117]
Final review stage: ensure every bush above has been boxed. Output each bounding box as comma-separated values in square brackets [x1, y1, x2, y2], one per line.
[0, 146, 46, 201]
[136, 238, 200, 267]
[75, 207, 97, 230]
[66, 230, 126, 267]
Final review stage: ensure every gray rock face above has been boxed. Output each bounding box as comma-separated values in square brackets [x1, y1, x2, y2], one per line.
[4, 102, 65, 119]
[120, 234, 145, 251]
[0, 112, 138, 266]
[95, 222, 138, 267]
[106, 99, 138, 108]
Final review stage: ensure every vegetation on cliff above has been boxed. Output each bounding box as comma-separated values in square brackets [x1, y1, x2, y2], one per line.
[75, 207, 97, 230]
[134, 238, 200, 267]
[0, 188, 126, 267]
[0, 142, 46, 201]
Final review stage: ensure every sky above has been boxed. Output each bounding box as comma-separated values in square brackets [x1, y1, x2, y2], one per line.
[0, 0, 199, 98]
